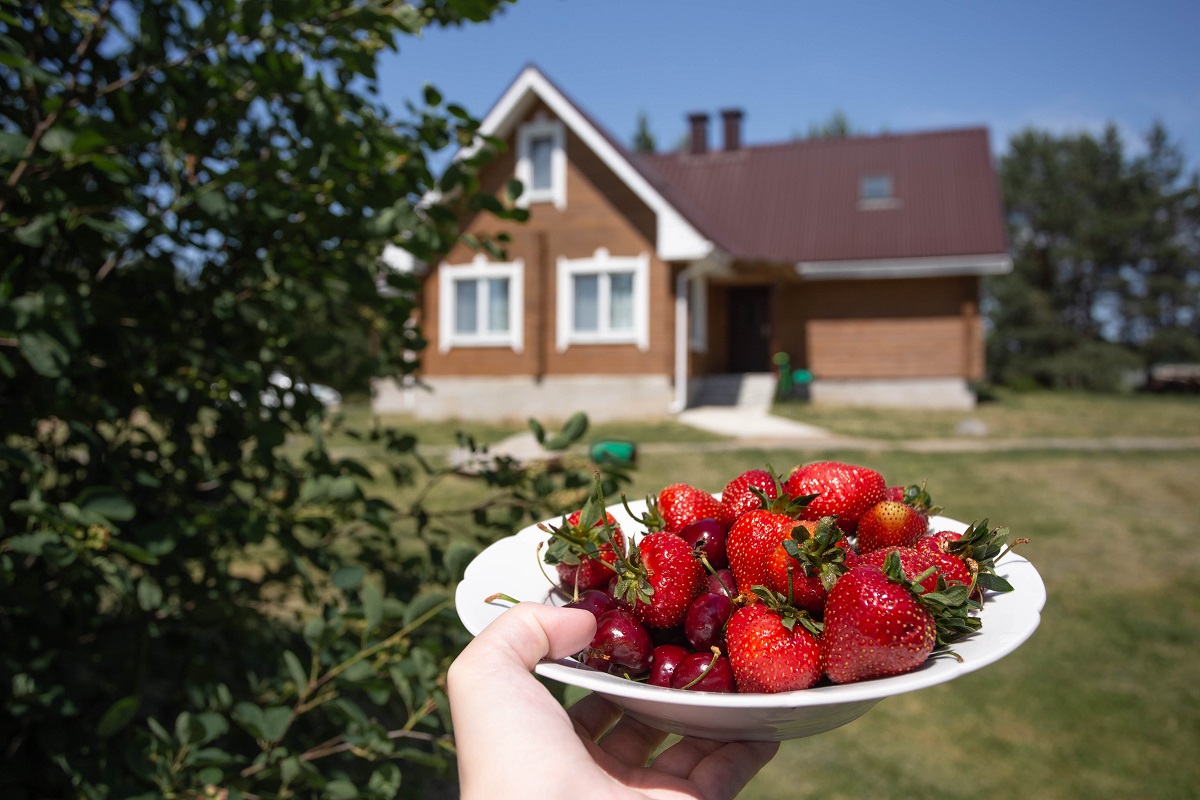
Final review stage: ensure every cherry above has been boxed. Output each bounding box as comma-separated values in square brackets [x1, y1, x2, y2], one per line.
[583, 610, 653, 676]
[684, 592, 734, 652]
[706, 568, 737, 598]
[648, 643, 691, 688]
[670, 651, 736, 693]
[566, 589, 616, 620]
[679, 517, 729, 569]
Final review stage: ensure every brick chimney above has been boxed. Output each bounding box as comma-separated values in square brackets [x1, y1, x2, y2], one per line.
[687, 112, 709, 155]
[721, 108, 744, 151]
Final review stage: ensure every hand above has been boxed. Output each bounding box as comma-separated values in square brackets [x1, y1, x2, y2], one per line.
[448, 602, 778, 800]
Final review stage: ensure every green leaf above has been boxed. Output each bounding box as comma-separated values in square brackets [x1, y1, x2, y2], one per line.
[403, 590, 449, 627]
[0, 130, 30, 158]
[136, 576, 163, 611]
[17, 329, 69, 376]
[361, 580, 383, 635]
[284, 650, 309, 690]
[38, 126, 76, 154]
[259, 705, 292, 742]
[109, 539, 159, 565]
[324, 779, 359, 800]
[97, 695, 140, 738]
[332, 565, 365, 590]
[4, 531, 59, 555]
[232, 702, 265, 738]
[75, 486, 136, 522]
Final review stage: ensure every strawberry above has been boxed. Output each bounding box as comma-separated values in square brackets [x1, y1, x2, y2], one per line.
[657, 482, 723, 533]
[915, 519, 1027, 600]
[718, 468, 779, 529]
[726, 482, 818, 596]
[858, 481, 941, 553]
[610, 531, 705, 629]
[822, 552, 979, 685]
[783, 461, 886, 535]
[856, 501, 929, 553]
[541, 507, 625, 596]
[725, 591, 823, 693]
[860, 546, 949, 595]
[765, 516, 860, 616]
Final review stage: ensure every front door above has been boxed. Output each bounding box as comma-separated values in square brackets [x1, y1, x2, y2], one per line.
[727, 286, 772, 373]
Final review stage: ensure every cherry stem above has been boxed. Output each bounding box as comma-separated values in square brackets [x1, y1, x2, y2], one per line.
[484, 592, 521, 605]
[678, 647, 722, 691]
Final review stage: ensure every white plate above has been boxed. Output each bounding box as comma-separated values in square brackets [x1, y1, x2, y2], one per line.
[455, 502, 1046, 741]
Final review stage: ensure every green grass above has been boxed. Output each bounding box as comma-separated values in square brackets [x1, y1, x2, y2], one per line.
[311, 392, 1200, 798]
[771, 388, 1200, 440]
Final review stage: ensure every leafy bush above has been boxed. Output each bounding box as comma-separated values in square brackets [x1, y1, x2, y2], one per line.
[1, 1, 635, 797]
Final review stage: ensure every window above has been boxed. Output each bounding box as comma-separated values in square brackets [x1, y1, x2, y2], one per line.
[861, 174, 893, 200]
[556, 249, 649, 351]
[438, 254, 524, 352]
[859, 173, 900, 209]
[517, 117, 566, 208]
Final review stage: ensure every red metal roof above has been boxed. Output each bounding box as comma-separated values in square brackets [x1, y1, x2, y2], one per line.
[635, 128, 1008, 264]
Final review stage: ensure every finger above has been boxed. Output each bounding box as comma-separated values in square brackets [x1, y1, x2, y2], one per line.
[453, 602, 596, 679]
[566, 691, 623, 741]
[683, 739, 781, 800]
[595, 713, 670, 766]
[645, 735, 728, 779]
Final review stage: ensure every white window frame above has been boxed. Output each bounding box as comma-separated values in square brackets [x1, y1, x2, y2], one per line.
[438, 253, 524, 353]
[556, 248, 650, 351]
[516, 116, 566, 209]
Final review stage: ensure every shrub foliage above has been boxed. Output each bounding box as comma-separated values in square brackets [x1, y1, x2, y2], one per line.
[0, 1, 632, 797]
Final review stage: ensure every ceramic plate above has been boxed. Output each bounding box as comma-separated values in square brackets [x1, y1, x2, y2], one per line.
[455, 502, 1046, 741]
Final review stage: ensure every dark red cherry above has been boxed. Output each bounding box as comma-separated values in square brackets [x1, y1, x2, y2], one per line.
[670, 651, 736, 693]
[648, 644, 691, 688]
[679, 517, 729, 568]
[706, 568, 737, 598]
[684, 592, 734, 652]
[583, 610, 653, 676]
[566, 589, 616, 620]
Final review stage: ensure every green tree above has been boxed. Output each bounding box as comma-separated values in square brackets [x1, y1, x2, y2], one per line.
[988, 123, 1199, 389]
[0, 1, 630, 798]
[800, 109, 856, 140]
[632, 111, 656, 154]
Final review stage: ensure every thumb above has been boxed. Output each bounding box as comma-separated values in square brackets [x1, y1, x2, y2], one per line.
[456, 602, 597, 676]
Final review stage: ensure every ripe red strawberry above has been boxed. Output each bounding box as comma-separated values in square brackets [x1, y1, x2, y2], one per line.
[822, 553, 979, 685]
[658, 482, 723, 533]
[611, 531, 705, 629]
[915, 519, 1027, 600]
[858, 481, 941, 553]
[765, 516, 861, 616]
[728, 513, 814, 596]
[725, 593, 823, 693]
[542, 508, 625, 595]
[718, 468, 778, 529]
[856, 500, 929, 553]
[860, 546, 948, 595]
[783, 461, 886, 535]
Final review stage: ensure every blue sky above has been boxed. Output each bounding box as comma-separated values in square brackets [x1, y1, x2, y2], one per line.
[375, 0, 1200, 171]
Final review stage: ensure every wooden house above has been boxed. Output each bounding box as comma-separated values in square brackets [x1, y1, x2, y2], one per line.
[373, 65, 1010, 420]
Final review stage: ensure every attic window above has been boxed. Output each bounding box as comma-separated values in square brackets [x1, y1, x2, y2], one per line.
[516, 117, 566, 209]
[859, 174, 900, 210]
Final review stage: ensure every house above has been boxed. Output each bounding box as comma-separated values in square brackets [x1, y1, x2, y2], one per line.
[372, 65, 1011, 421]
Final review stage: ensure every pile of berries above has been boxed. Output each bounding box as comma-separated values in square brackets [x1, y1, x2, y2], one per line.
[540, 461, 1024, 694]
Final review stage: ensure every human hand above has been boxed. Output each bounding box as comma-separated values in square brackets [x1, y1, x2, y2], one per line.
[448, 602, 778, 800]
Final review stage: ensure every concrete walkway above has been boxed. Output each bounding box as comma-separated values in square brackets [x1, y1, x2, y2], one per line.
[674, 406, 833, 441]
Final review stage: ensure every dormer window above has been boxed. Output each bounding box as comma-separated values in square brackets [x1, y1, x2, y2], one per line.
[859, 173, 900, 209]
[517, 117, 566, 209]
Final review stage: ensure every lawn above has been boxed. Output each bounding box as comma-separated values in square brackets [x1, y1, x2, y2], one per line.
[324, 392, 1200, 798]
[771, 387, 1200, 441]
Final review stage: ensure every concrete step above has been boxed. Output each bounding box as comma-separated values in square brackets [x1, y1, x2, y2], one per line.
[689, 373, 777, 411]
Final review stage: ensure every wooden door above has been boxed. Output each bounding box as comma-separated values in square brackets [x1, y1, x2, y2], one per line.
[727, 286, 772, 373]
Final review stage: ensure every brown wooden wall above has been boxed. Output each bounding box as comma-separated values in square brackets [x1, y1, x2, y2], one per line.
[699, 274, 983, 379]
[419, 101, 676, 378]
